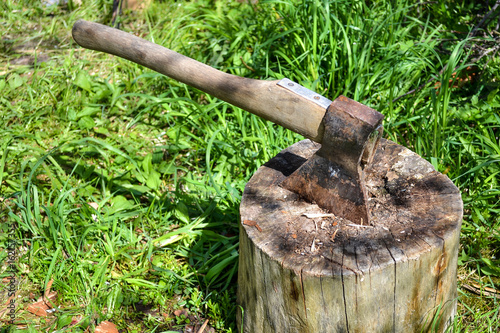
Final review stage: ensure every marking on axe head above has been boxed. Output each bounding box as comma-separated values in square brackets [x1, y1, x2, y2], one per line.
[281, 95, 384, 225]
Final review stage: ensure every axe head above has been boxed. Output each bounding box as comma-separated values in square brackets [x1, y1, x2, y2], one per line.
[281, 95, 384, 225]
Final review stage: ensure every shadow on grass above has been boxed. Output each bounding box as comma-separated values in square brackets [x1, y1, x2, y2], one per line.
[2, 145, 241, 331]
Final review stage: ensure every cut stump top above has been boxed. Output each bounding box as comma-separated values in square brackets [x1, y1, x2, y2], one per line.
[240, 139, 463, 277]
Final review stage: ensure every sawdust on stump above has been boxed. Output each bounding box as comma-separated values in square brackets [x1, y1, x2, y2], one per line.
[237, 139, 463, 333]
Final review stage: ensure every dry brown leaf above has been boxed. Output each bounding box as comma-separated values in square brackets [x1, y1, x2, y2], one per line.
[44, 279, 54, 297]
[26, 301, 49, 317]
[173, 308, 189, 317]
[2, 294, 16, 306]
[43, 291, 58, 311]
[0, 293, 17, 318]
[70, 315, 83, 326]
[88, 202, 99, 210]
[26, 289, 58, 317]
[44, 291, 57, 302]
[95, 320, 119, 333]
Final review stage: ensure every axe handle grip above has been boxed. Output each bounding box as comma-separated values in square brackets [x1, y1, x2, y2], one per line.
[72, 20, 325, 142]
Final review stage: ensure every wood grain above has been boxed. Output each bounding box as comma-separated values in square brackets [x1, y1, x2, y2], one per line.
[237, 139, 463, 332]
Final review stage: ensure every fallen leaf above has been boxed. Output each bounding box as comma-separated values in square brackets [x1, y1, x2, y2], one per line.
[95, 321, 119, 333]
[173, 308, 189, 317]
[26, 301, 49, 317]
[44, 279, 54, 298]
[0, 293, 18, 318]
[26, 290, 58, 317]
[70, 315, 83, 326]
[88, 202, 99, 210]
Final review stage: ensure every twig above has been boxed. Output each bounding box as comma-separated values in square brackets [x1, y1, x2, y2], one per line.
[392, 47, 490, 103]
[240, 56, 255, 72]
[330, 228, 339, 241]
[462, 283, 500, 297]
[474, 42, 500, 64]
[485, 45, 500, 67]
[302, 212, 336, 218]
[392, 71, 442, 103]
[470, 0, 500, 37]
[393, 3, 500, 103]
[197, 319, 209, 333]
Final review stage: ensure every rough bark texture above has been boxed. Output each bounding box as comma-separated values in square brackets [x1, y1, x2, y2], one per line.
[237, 139, 463, 333]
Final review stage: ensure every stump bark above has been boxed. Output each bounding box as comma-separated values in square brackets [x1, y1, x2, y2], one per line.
[237, 139, 463, 333]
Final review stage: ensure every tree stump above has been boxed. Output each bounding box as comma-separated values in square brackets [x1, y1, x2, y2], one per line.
[237, 139, 463, 332]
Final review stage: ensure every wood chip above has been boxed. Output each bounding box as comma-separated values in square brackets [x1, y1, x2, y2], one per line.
[331, 229, 339, 241]
[95, 321, 119, 333]
[346, 223, 371, 228]
[243, 220, 262, 232]
[302, 213, 335, 219]
[0, 293, 18, 318]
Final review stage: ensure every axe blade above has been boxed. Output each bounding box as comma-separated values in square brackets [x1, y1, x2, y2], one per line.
[281, 96, 384, 225]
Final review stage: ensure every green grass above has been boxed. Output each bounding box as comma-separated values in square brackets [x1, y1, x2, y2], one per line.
[1, 0, 499, 331]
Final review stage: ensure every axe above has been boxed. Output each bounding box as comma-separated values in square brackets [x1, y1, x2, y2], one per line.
[72, 20, 384, 225]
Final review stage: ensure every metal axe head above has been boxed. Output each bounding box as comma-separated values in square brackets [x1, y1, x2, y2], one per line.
[281, 95, 384, 225]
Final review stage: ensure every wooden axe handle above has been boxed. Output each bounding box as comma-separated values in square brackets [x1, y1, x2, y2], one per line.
[72, 20, 326, 142]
